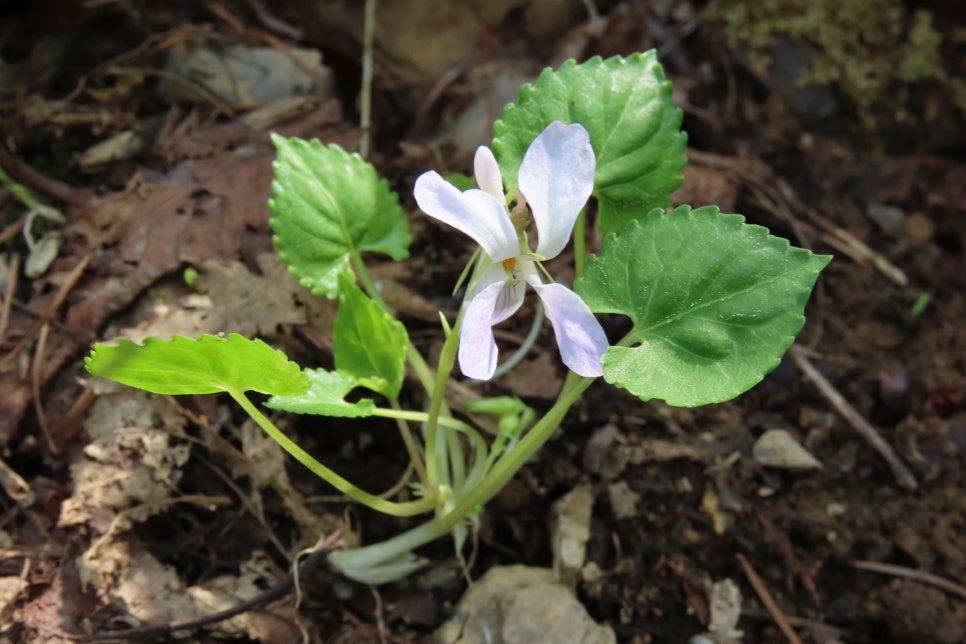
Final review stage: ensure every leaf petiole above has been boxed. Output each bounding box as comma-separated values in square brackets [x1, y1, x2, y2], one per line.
[231, 389, 436, 517]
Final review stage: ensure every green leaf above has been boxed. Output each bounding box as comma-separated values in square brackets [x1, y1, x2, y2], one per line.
[492, 52, 687, 236]
[333, 273, 408, 398]
[85, 334, 309, 397]
[267, 369, 375, 418]
[577, 206, 831, 406]
[269, 134, 411, 298]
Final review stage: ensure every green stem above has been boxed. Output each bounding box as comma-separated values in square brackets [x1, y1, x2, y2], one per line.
[231, 390, 435, 517]
[0, 166, 51, 215]
[372, 407, 487, 465]
[348, 250, 465, 509]
[442, 376, 593, 530]
[424, 312, 461, 500]
[386, 398, 430, 493]
[373, 407, 488, 492]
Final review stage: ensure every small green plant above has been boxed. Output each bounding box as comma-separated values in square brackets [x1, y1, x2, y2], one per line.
[86, 52, 830, 583]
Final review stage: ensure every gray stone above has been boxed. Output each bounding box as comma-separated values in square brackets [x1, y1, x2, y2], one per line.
[436, 565, 615, 644]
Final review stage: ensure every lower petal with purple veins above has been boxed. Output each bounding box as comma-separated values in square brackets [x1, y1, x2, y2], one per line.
[459, 276, 525, 380]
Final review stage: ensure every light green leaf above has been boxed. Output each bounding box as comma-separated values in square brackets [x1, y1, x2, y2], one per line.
[492, 52, 686, 236]
[269, 134, 411, 298]
[333, 273, 408, 399]
[577, 206, 831, 406]
[85, 334, 309, 396]
[267, 369, 375, 418]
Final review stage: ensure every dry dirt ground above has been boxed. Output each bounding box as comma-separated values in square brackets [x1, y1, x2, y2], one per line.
[0, 1, 964, 642]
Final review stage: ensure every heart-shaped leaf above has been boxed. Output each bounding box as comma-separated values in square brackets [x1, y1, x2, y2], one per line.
[492, 52, 686, 237]
[577, 206, 831, 406]
[270, 134, 411, 298]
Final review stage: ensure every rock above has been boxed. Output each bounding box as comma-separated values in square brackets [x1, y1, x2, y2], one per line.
[752, 429, 822, 471]
[548, 483, 594, 581]
[158, 42, 331, 107]
[436, 565, 615, 644]
[866, 203, 906, 235]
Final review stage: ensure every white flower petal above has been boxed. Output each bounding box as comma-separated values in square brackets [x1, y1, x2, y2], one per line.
[474, 146, 505, 201]
[459, 270, 526, 380]
[414, 171, 518, 262]
[531, 282, 607, 377]
[470, 262, 526, 322]
[518, 122, 596, 259]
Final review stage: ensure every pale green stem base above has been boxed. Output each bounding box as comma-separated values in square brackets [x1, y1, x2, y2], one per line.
[328, 516, 450, 584]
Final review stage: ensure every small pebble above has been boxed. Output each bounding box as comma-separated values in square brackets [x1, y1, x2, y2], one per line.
[752, 429, 822, 471]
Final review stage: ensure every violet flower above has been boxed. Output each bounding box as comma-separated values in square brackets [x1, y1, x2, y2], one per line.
[414, 121, 608, 380]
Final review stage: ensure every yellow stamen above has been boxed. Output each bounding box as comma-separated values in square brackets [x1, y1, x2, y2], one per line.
[502, 257, 517, 272]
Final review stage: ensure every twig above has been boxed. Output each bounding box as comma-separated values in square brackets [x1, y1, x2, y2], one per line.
[370, 585, 389, 644]
[0, 252, 93, 370]
[756, 512, 820, 607]
[686, 149, 909, 286]
[0, 151, 87, 207]
[0, 454, 31, 502]
[0, 254, 19, 342]
[851, 560, 966, 601]
[788, 345, 918, 490]
[31, 323, 58, 455]
[83, 532, 343, 642]
[359, 0, 376, 158]
[736, 553, 803, 644]
[245, 0, 303, 39]
[0, 215, 25, 246]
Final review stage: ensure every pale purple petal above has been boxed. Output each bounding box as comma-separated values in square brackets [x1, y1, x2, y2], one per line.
[459, 267, 526, 380]
[518, 122, 596, 259]
[530, 282, 607, 377]
[414, 171, 517, 262]
[474, 146, 505, 201]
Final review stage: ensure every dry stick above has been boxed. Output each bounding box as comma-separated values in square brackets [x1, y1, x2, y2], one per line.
[31, 323, 58, 455]
[686, 148, 909, 287]
[0, 254, 19, 341]
[0, 454, 31, 502]
[359, 0, 377, 158]
[756, 511, 821, 607]
[82, 532, 343, 642]
[788, 345, 918, 490]
[851, 560, 966, 601]
[736, 553, 803, 644]
[0, 149, 88, 207]
[246, 0, 303, 39]
[0, 215, 26, 246]
[0, 252, 93, 370]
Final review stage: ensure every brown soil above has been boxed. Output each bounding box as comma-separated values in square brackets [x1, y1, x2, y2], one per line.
[0, 1, 964, 642]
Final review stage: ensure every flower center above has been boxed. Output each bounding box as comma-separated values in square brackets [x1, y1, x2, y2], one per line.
[502, 257, 517, 273]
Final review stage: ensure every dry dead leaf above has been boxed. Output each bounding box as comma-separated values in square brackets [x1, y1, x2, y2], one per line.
[0, 575, 27, 624]
[59, 390, 190, 533]
[193, 256, 309, 336]
[370, 261, 441, 322]
[239, 418, 337, 543]
[499, 352, 563, 399]
[108, 543, 304, 640]
[65, 151, 276, 334]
